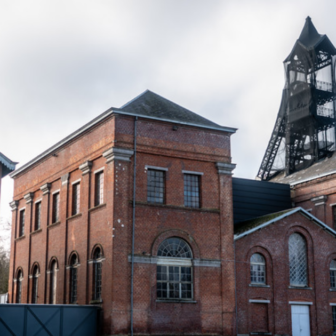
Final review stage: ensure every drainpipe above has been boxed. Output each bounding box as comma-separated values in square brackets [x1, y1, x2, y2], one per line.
[131, 116, 138, 336]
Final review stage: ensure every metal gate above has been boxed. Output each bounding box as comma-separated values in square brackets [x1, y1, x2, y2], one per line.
[0, 304, 100, 336]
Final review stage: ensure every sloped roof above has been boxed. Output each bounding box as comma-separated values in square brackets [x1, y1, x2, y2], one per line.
[270, 151, 336, 186]
[285, 17, 336, 62]
[115, 90, 235, 131]
[11, 90, 236, 178]
[234, 207, 336, 240]
[298, 16, 323, 49]
[0, 152, 17, 178]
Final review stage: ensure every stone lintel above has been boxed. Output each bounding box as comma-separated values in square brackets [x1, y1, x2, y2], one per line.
[24, 192, 34, 204]
[79, 161, 93, 175]
[61, 173, 70, 185]
[216, 162, 236, 175]
[103, 147, 134, 163]
[9, 200, 19, 211]
[40, 183, 51, 195]
[311, 195, 327, 206]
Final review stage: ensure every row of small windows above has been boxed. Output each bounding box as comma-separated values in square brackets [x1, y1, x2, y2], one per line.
[15, 246, 103, 304]
[250, 233, 336, 289]
[18, 171, 105, 237]
[147, 169, 201, 208]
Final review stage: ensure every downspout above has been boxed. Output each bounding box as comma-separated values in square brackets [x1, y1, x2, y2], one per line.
[131, 116, 138, 336]
[234, 239, 238, 335]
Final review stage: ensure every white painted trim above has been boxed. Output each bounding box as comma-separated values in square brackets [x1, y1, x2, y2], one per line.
[71, 179, 81, 185]
[315, 202, 325, 206]
[289, 301, 313, 305]
[145, 165, 168, 171]
[19, 207, 26, 212]
[330, 203, 336, 207]
[330, 303, 336, 306]
[182, 170, 204, 175]
[52, 189, 60, 195]
[306, 208, 312, 212]
[234, 207, 336, 241]
[34, 199, 42, 204]
[249, 299, 270, 303]
[94, 167, 105, 174]
[157, 257, 192, 267]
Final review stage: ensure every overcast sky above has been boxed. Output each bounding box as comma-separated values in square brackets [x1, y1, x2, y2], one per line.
[1, 0, 336, 224]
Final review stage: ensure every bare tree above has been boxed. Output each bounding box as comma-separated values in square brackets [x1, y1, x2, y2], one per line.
[0, 218, 11, 294]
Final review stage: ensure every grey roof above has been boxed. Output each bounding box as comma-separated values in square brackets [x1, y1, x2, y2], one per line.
[285, 17, 336, 62]
[115, 90, 236, 132]
[11, 90, 236, 178]
[270, 151, 336, 186]
[234, 207, 336, 240]
[0, 152, 17, 178]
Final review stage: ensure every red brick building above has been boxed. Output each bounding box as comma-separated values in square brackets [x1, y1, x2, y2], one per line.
[8, 90, 237, 335]
[235, 207, 336, 336]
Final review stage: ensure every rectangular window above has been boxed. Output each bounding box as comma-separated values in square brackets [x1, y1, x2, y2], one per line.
[333, 206, 336, 230]
[35, 202, 41, 231]
[52, 193, 60, 223]
[147, 169, 165, 204]
[95, 172, 104, 206]
[157, 265, 192, 300]
[333, 306, 336, 333]
[184, 174, 200, 208]
[72, 183, 80, 216]
[19, 210, 25, 237]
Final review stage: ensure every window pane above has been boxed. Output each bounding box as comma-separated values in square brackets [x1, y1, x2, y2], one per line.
[289, 233, 307, 286]
[157, 238, 192, 258]
[333, 306, 336, 333]
[52, 193, 60, 223]
[184, 174, 200, 208]
[147, 169, 165, 204]
[19, 210, 25, 237]
[35, 202, 41, 231]
[95, 172, 104, 206]
[169, 283, 179, 299]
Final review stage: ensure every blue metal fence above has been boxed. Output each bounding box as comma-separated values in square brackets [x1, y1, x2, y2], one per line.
[0, 304, 100, 336]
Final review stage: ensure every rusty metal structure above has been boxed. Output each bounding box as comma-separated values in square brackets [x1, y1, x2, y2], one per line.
[258, 17, 336, 180]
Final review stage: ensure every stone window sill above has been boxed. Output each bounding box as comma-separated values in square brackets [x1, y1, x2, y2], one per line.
[329, 288, 336, 292]
[67, 213, 82, 221]
[156, 299, 197, 304]
[250, 333, 272, 335]
[15, 235, 26, 241]
[89, 203, 106, 212]
[249, 284, 270, 288]
[134, 201, 219, 213]
[48, 221, 61, 229]
[90, 299, 103, 304]
[288, 286, 312, 290]
[30, 229, 42, 236]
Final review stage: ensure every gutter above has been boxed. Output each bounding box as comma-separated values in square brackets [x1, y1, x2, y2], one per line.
[10, 109, 236, 178]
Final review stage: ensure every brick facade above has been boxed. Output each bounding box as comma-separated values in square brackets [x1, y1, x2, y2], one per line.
[235, 210, 336, 336]
[8, 100, 237, 335]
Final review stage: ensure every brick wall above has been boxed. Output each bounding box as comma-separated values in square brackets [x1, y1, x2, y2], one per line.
[235, 211, 336, 336]
[9, 113, 236, 335]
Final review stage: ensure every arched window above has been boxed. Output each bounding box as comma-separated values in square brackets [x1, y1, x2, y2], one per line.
[330, 260, 336, 288]
[70, 254, 78, 304]
[289, 233, 307, 286]
[49, 260, 57, 304]
[31, 264, 39, 304]
[157, 237, 193, 300]
[93, 247, 103, 301]
[250, 253, 266, 284]
[16, 269, 23, 303]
